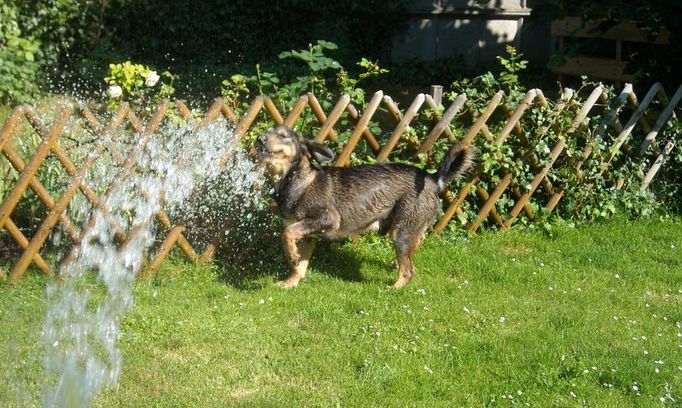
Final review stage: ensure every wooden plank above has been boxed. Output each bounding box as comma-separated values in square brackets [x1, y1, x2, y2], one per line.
[553, 57, 636, 82]
[551, 17, 671, 44]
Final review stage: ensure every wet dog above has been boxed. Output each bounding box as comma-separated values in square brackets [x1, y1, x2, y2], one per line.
[255, 125, 474, 289]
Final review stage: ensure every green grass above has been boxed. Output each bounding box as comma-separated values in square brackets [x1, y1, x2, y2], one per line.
[1, 218, 681, 407]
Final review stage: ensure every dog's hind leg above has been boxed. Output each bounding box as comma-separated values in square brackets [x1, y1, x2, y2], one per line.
[390, 226, 427, 289]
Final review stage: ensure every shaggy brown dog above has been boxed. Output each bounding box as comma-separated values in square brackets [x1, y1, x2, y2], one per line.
[256, 125, 474, 289]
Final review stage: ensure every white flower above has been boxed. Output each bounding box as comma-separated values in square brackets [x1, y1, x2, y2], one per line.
[107, 85, 123, 98]
[145, 70, 160, 87]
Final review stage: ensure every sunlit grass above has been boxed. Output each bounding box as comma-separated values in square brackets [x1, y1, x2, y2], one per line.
[1, 217, 681, 406]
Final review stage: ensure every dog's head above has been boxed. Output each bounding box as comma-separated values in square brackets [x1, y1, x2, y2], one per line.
[255, 125, 335, 183]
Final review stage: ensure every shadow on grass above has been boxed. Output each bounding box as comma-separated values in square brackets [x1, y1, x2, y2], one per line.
[213, 239, 388, 291]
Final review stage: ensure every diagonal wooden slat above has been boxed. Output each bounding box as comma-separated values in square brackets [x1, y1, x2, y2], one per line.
[284, 95, 309, 128]
[310, 93, 346, 142]
[344, 102, 381, 153]
[336, 91, 384, 166]
[1, 144, 80, 241]
[377, 94, 425, 162]
[640, 84, 682, 154]
[417, 94, 467, 155]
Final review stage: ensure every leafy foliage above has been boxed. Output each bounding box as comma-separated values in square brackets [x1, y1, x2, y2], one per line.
[221, 40, 389, 145]
[0, 0, 41, 103]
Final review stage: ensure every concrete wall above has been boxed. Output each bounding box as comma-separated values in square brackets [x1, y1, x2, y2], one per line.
[392, 0, 551, 66]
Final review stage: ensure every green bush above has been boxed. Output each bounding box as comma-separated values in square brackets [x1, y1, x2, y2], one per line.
[0, 1, 41, 104]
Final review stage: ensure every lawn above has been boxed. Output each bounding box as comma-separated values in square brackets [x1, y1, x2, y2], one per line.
[1, 218, 681, 407]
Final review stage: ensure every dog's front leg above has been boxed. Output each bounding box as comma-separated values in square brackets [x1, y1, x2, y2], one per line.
[279, 219, 325, 288]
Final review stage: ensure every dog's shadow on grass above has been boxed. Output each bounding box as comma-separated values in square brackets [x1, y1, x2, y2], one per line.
[213, 240, 378, 291]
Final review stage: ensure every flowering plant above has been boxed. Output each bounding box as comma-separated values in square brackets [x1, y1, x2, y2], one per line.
[104, 61, 175, 111]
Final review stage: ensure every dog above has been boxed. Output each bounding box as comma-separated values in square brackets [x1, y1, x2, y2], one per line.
[255, 125, 475, 289]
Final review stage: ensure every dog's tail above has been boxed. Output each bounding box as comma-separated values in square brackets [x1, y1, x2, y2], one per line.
[433, 144, 476, 193]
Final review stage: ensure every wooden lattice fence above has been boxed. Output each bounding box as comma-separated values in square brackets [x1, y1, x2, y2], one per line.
[0, 82, 680, 283]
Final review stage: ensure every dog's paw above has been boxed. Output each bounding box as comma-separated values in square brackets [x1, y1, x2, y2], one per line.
[276, 276, 302, 288]
[390, 277, 410, 290]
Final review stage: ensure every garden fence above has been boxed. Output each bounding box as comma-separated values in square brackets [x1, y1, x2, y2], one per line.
[0, 82, 680, 283]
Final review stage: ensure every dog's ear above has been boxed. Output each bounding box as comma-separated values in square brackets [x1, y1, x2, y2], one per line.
[301, 140, 335, 164]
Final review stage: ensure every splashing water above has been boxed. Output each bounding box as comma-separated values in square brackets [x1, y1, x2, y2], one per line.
[40, 119, 262, 407]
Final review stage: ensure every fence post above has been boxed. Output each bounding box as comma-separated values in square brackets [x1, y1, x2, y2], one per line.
[430, 85, 443, 108]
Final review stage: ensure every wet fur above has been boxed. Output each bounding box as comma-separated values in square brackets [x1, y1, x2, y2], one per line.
[256, 125, 475, 289]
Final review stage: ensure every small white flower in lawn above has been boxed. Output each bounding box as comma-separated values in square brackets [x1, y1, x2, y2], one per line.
[145, 70, 160, 87]
[549, 286, 554, 291]
[677, 333, 681, 338]
[107, 85, 122, 98]
[655, 360, 664, 365]
[372, 331, 380, 337]
[615, 273, 620, 279]
[660, 397, 666, 403]
[570, 391, 577, 398]
[540, 262, 545, 267]
[577, 287, 582, 292]
[268, 297, 273, 301]
[517, 390, 523, 396]
[672, 244, 676, 249]
[499, 316, 507, 323]
[642, 336, 648, 340]
[511, 258, 516, 262]
[415, 288, 427, 295]
[393, 344, 399, 350]
[53, 341, 59, 347]
[583, 369, 590, 374]
[646, 303, 651, 308]
[655, 368, 660, 374]
[259, 299, 265, 305]
[592, 366, 598, 371]
[633, 384, 639, 392]
[424, 366, 433, 374]
[613, 316, 618, 320]
[463, 306, 470, 313]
